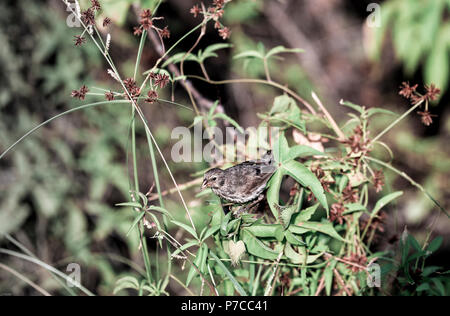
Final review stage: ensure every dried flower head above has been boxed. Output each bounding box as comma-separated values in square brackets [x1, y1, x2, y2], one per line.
[133, 26, 143, 36]
[190, 5, 201, 18]
[140, 17, 153, 30]
[71, 85, 89, 100]
[81, 8, 96, 26]
[343, 125, 370, 155]
[417, 110, 437, 126]
[344, 253, 367, 273]
[73, 35, 86, 46]
[123, 78, 140, 99]
[103, 17, 111, 27]
[342, 184, 359, 203]
[105, 91, 115, 101]
[424, 84, 441, 102]
[373, 170, 385, 193]
[154, 73, 170, 89]
[330, 203, 345, 225]
[218, 27, 231, 39]
[145, 90, 158, 104]
[140, 9, 152, 19]
[90, 0, 101, 11]
[159, 26, 170, 39]
[399, 82, 418, 99]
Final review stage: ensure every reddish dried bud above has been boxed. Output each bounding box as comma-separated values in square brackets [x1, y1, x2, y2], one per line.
[417, 111, 437, 126]
[373, 169, 385, 193]
[343, 253, 367, 273]
[154, 73, 169, 89]
[90, 0, 101, 11]
[159, 26, 170, 39]
[424, 84, 441, 102]
[73, 35, 86, 46]
[330, 203, 345, 225]
[399, 82, 418, 99]
[103, 17, 111, 27]
[218, 27, 231, 39]
[140, 9, 152, 19]
[71, 85, 89, 100]
[105, 91, 115, 101]
[214, 0, 226, 8]
[342, 184, 359, 203]
[133, 26, 143, 36]
[81, 8, 96, 26]
[140, 18, 153, 30]
[145, 90, 158, 103]
[190, 5, 201, 18]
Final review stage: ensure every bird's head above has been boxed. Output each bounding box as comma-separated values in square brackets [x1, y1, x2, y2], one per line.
[202, 168, 224, 190]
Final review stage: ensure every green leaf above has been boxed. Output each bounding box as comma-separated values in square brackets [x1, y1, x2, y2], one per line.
[270, 95, 294, 115]
[201, 225, 220, 242]
[244, 224, 284, 240]
[425, 25, 449, 94]
[212, 113, 244, 133]
[233, 50, 264, 60]
[294, 204, 320, 223]
[242, 229, 279, 260]
[116, 202, 142, 209]
[148, 206, 173, 219]
[288, 145, 325, 160]
[113, 276, 139, 295]
[282, 160, 328, 212]
[265, 46, 304, 59]
[220, 212, 232, 237]
[273, 131, 290, 163]
[200, 43, 233, 61]
[324, 260, 337, 296]
[266, 169, 284, 219]
[339, 176, 349, 193]
[209, 251, 248, 296]
[343, 203, 367, 214]
[126, 211, 146, 237]
[339, 100, 364, 114]
[279, 204, 298, 229]
[284, 243, 323, 264]
[171, 240, 198, 258]
[171, 220, 198, 239]
[162, 52, 198, 67]
[367, 108, 398, 117]
[427, 236, 443, 253]
[208, 100, 220, 117]
[284, 230, 305, 246]
[416, 282, 430, 292]
[290, 221, 345, 242]
[432, 278, 446, 296]
[186, 245, 204, 286]
[372, 191, 403, 215]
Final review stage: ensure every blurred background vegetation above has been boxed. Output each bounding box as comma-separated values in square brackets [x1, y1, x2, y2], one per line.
[0, 0, 449, 295]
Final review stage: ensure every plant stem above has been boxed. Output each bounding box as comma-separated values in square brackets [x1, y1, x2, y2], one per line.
[365, 156, 449, 217]
[371, 100, 424, 143]
[0, 100, 129, 160]
[187, 75, 317, 114]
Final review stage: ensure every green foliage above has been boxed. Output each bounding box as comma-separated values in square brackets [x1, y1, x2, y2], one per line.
[1, 0, 447, 298]
[381, 234, 450, 296]
[369, 0, 450, 94]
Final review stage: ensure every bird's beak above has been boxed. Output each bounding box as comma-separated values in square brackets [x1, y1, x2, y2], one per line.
[201, 179, 208, 190]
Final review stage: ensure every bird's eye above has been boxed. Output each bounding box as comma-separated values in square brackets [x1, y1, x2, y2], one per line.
[211, 177, 217, 181]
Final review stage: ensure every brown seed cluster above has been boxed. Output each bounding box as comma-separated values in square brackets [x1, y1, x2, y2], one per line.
[133, 9, 170, 40]
[190, 0, 232, 39]
[399, 82, 440, 126]
[71, 85, 89, 100]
